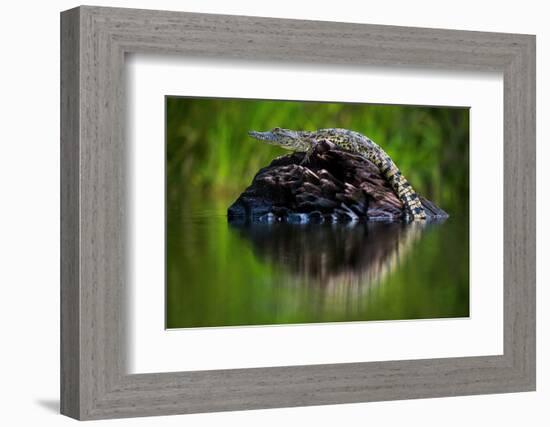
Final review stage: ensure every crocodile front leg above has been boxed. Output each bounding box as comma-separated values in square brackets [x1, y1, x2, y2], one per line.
[299, 139, 319, 165]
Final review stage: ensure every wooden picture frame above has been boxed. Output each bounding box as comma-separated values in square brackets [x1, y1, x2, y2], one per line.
[60, 5, 536, 420]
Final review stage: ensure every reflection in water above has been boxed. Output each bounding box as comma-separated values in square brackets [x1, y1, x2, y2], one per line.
[229, 221, 428, 299]
[167, 202, 468, 328]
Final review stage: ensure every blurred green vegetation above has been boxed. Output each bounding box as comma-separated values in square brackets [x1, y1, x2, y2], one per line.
[166, 97, 469, 215]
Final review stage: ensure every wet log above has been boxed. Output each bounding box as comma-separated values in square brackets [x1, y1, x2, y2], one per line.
[228, 140, 448, 223]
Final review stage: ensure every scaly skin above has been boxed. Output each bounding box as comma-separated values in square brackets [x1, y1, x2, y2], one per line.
[248, 127, 426, 220]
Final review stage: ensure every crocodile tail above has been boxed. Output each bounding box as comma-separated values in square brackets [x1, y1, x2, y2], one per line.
[382, 161, 426, 220]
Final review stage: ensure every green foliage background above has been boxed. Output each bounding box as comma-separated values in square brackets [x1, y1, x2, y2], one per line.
[166, 97, 469, 215]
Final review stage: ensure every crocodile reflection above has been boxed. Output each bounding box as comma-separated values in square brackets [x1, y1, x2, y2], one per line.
[229, 221, 430, 296]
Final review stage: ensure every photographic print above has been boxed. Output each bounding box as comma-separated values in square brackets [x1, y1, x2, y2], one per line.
[166, 97, 469, 329]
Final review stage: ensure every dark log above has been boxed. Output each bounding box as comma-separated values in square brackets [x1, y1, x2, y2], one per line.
[228, 140, 448, 223]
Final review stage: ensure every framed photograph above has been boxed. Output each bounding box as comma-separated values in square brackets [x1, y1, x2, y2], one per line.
[60, 5, 535, 420]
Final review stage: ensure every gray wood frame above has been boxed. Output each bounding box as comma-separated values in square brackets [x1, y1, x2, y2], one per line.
[60, 5, 536, 420]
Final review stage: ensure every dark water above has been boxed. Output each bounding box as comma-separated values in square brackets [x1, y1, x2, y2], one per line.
[166, 202, 469, 329]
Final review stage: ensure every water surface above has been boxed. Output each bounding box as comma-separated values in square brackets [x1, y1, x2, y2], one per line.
[166, 200, 469, 329]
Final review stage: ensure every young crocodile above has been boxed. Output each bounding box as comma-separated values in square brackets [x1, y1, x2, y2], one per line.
[248, 127, 426, 220]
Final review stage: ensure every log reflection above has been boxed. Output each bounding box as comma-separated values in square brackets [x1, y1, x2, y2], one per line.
[229, 221, 431, 297]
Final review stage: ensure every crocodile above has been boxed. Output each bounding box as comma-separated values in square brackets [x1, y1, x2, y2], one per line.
[248, 127, 427, 220]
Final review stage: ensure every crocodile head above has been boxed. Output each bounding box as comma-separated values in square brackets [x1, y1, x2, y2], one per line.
[248, 128, 310, 152]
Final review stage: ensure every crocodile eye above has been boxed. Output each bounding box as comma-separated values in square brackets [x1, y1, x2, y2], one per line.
[272, 127, 281, 133]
